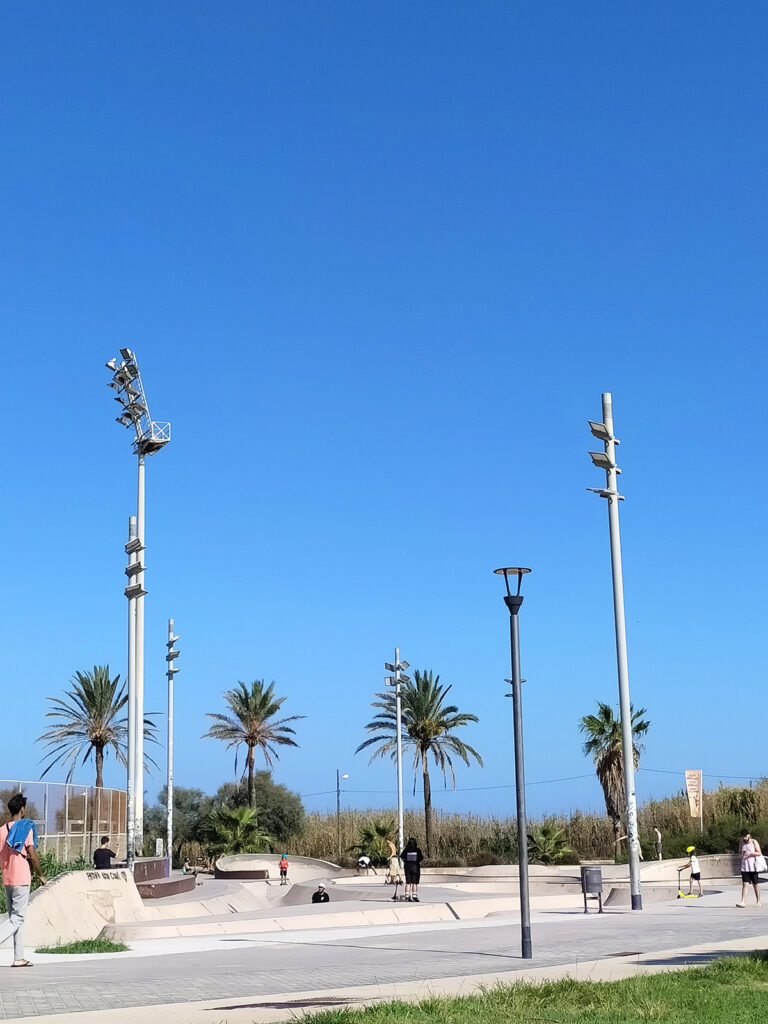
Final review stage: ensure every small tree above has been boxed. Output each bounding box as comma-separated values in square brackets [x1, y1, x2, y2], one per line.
[527, 825, 574, 865]
[213, 774, 305, 843]
[144, 786, 212, 866]
[198, 806, 273, 857]
[349, 819, 396, 865]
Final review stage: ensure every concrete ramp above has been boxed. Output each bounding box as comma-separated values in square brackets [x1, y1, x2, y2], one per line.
[21, 868, 145, 946]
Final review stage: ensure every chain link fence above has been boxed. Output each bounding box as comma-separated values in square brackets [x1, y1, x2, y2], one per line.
[0, 780, 127, 861]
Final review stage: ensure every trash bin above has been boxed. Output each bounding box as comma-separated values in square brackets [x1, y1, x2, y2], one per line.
[581, 866, 603, 913]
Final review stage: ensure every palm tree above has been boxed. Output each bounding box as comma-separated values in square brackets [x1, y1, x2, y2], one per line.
[350, 819, 396, 865]
[37, 665, 158, 787]
[579, 701, 650, 852]
[356, 669, 483, 857]
[527, 825, 574, 865]
[198, 806, 273, 856]
[203, 680, 304, 808]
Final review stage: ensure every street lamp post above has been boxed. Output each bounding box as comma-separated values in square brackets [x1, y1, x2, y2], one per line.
[336, 770, 349, 861]
[106, 349, 171, 861]
[385, 649, 410, 856]
[494, 566, 533, 960]
[166, 620, 180, 866]
[587, 392, 642, 911]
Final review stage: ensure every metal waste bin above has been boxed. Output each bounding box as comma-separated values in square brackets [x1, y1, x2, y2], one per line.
[581, 866, 603, 913]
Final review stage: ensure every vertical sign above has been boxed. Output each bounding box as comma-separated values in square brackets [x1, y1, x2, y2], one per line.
[685, 769, 703, 833]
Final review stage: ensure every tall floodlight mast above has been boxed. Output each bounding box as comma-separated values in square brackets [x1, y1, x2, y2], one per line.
[106, 349, 170, 863]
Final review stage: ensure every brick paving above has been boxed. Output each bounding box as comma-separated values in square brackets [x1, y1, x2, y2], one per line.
[1, 898, 767, 1018]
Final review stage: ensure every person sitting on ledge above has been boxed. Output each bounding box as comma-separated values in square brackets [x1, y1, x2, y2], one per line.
[311, 883, 330, 903]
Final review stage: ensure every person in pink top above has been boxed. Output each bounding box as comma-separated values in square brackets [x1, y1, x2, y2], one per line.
[0, 793, 46, 967]
[737, 829, 764, 908]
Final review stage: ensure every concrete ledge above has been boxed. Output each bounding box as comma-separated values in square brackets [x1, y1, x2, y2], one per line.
[137, 876, 196, 899]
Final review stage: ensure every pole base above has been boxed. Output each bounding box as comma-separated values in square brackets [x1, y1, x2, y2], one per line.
[631, 894, 643, 910]
[522, 926, 532, 959]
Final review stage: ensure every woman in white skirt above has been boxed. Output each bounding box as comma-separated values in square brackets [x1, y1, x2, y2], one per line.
[737, 829, 764, 907]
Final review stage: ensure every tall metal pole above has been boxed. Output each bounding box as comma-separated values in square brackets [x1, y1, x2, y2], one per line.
[601, 392, 642, 910]
[336, 769, 341, 861]
[166, 618, 175, 866]
[125, 517, 137, 873]
[135, 453, 146, 854]
[394, 648, 405, 856]
[506, 594, 532, 959]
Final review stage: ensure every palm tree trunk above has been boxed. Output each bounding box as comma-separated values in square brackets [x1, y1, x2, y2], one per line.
[422, 756, 432, 858]
[612, 815, 621, 861]
[247, 746, 255, 809]
[95, 746, 104, 788]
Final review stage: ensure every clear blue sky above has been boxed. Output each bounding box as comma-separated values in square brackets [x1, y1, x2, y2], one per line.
[2, 2, 766, 822]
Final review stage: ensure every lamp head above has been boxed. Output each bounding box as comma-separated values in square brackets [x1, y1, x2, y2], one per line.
[493, 566, 531, 598]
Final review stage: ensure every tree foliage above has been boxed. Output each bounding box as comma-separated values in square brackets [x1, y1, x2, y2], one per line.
[198, 806, 273, 856]
[527, 824, 575, 865]
[203, 680, 304, 808]
[37, 666, 157, 787]
[349, 819, 396, 865]
[579, 701, 649, 850]
[213, 774, 305, 843]
[356, 669, 482, 856]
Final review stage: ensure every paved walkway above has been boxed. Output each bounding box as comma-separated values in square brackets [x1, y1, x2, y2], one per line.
[1, 884, 766, 1021]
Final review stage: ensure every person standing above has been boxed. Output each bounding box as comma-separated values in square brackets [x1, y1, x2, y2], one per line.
[279, 854, 289, 885]
[652, 825, 662, 861]
[682, 846, 702, 895]
[93, 837, 116, 870]
[0, 793, 46, 968]
[400, 837, 424, 902]
[737, 830, 764, 908]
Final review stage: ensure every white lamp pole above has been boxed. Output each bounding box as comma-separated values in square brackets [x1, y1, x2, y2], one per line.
[124, 516, 139, 873]
[587, 392, 642, 911]
[166, 620, 180, 865]
[385, 649, 409, 856]
[336, 769, 349, 861]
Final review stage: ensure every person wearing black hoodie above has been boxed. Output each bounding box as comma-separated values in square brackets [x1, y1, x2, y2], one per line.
[400, 837, 424, 902]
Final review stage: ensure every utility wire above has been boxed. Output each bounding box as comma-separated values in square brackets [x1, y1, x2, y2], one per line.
[301, 767, 765, 800]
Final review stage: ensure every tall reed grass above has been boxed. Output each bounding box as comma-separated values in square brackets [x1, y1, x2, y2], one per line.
[287, 781, 768, 865]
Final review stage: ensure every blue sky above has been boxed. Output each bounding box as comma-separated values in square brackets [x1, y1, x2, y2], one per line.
[1, 2, 766, 822]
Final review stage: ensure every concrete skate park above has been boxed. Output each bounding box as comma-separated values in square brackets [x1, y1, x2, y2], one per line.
[3, 851, 768, 1023]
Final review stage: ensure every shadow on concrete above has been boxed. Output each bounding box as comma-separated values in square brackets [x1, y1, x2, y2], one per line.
[208, 996, 359, 1011]
[641, 950, 754, 967]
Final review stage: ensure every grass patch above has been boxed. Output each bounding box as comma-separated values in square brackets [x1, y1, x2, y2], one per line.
[35, 939, 129, 954]
[303, 953, 768, 1023]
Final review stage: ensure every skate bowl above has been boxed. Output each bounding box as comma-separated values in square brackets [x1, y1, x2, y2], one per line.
[214, 853, 344, 883]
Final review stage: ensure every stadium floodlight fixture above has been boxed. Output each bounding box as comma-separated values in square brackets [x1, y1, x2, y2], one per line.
[588, 419, 611, 442]
[589, 450, 613, 471]
[106, 350, 171, 456]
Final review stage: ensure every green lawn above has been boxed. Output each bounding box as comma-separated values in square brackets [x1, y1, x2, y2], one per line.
[304, 954, 768, 1024]
[35, 939, 129, 954]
